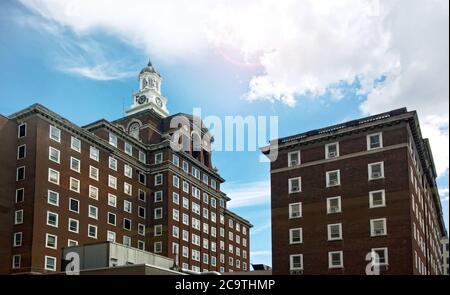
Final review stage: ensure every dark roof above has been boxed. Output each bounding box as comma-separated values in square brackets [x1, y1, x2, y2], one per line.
[140, 59, 161, 76]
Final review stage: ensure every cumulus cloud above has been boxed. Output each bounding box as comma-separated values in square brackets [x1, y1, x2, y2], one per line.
[18, 0, 449, 174]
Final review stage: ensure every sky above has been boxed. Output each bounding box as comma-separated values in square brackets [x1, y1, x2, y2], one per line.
[0, 0, 448, 267]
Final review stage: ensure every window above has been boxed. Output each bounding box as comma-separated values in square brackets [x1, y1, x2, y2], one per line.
[367, 132, 383, 151]
[108, 194, 117, 207]
[18, 123, 26, 138]
[183, 181, 189, 193]
[155, 153, 163, 164]
[68, 218, 79, 233]
[12, 255, 21, 269]
[45, 256, 56, 271]
[45, 233, 57, 249]
[154, 174, 163, 186]
[13, 232, 22, 247]
[328, 251, 343, 268]
[109, 133, 118, 147]
[47, 190, 59, 206]
[48, 168, 59, 185]
[16, 188, 25, 203]
[172, 154, 180, 166]
[16, 166, 25, 181]
[89, 185, 98, 200]
[371, 248, 389, 266]
[369, 190, 386, 208]
[192, 203, 200, 215]
[370, 218, 387, 236]
[109, 157, 117, 171]
[108, 175, 117, 189]
[211, 197, 217, 208]
[90, 146, 99, 161]
[138, 241, 145, 250]
[71, 136, 81, 152]
[203, 193, 209, 204]
[154, 191, 163, 203]
[88, 205, 98, 220]
[124, 182, 132, 196]
[154, 208, 163, 219]
[48, 147, 60, 164]
[17, 144, 26, 159]
[182, 197, 189, 209]
[173, 175, 180, 188]
[154, 225, 162, 236]
[123, 218, 132, 231]
[138, 224, 145, 236]
[327, 196, 342, 214]
[123, 236, 131, 247]
[49, 125, 61, 142]
[211, 179, 217, 190]
[192, 186, 201, 199]
[70, 157, 80, 173]
[325, 142, 339, 159]
[107, 231, 116, 242]
[46, 211, 58, 227]
[327, 223, 343, 241]
[124, 142, 133, 156]
[326, 170, 340, 187]
[138, 172, 146, 185]
[289, 228, 303, 244]
[172, 226, 179, 238]
[124, 164, 133, 178]
[154, 242, 162, 253]
[88, 166, 99, 181]
[192, 166, 200, 179]
[182, 161, 189, 173]
[172, 192, 179, 204]
[67, 239, 78, 247]
[70, 177, 80, 193]
[88, 224, 97, 239]
[124, 200, 132, 213]
[108, 212, 116, 226]
[289, 177, 301, 193]
[289, 202, 302, 218]
[69, 198, 79, 213]
[203, 174, 209, 185]
[139, 189, 147, 202]
[139, 151, 146, 163]
[288, 151, 300, 167]
[368, 162, 385, 180]
[139, 206, 146, 219]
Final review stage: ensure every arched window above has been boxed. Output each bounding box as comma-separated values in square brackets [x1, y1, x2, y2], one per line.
[129, 122, 141, 140]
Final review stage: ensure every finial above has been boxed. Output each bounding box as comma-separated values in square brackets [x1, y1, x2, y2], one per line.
[147, 58, 152, 67]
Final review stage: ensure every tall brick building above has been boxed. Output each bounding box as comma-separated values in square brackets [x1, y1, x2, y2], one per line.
[0, 61, 251, 274]
[262, 108, 446, 275]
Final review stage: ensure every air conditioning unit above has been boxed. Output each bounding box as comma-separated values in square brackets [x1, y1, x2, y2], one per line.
[290, 160, 298, 166]
[372, 172, 382, 178]
[290, 270, 303, 275]
[328, 151, 337, 158]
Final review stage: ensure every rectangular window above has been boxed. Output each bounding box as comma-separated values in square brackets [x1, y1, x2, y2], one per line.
[183, 181, 189, 193]
[182, 161, 189, 173]
[172, 192, 179, 204]
[211, 179, 217, 190]
[192, 166, 200, 179]
[70, 157, 80, 173]
[88, 205, 98, 219]
[90, 146, 99, 161]
[173, 175, 180, 188]
[139, 189, 147, 202]
[371, 247, 389, 266]
[124, 182, 132, 196]
[288, 151, 300, 167]
[124, 142, 133, 156]
[326, 170, 340, 187]
[325, 142, 339, 159]
[69, 198, 79, 213]
[18, 123, 26, 138]
[107, 231, 116, 242]
[70, 177, 80, 193]
[367, 132, 383, 150]
[13, 232, 22, 247]
[71, 136, 81, 152]
[154, 191, 163, 203]
[123, 218, 132, 231]
[123, 236, 131, 247]
[139, 206, 146, 219]
[48, 168, 59, 185]
[45, 233, 57, 249]
[370, 218, 387, 236]
[16, 166, 25, 181]
[12, 255, 21, 269]
[289, 228, 303, 244]
[45, 256, 56, 271]
[49, 125, 61, 142]
[16, 188, 25, 203]
[138, 172, 146, 184]
[124, 164, 133, 178]
[288, 177, 301, 193]
[328, 251, 343, 268]
[89, 166, 99, 181]
[172, 226, 179, 238]
[203, 174, 209, 185]
[154, 225, 162, 237]
[109, 157, 117, 171]
[155, 152, 163, 164]
[68, 218, 79, 233]
[172, 154, 180, 166]
[154, 208, 163, 219]
[88, 224, 97, 239]
[108, 194, 117, 207]
[139, 151, 146, 163]
[46, 211, 58, 227]
[89, 185, 98, 200]
[154, 242, 162, 253]
[17, 144, 26, 159]
[49, 147, 60, 163]
[108, 212, 116, 226]
[368, 162, 385, 180]
[137, 224, 146, 237]
[289, 202, 302, 218]
[154, 174, 163, 186]
[108, 175, 117, 189]
[369, 190, 386, 208]
[68, 239, 78, 247]
[327, 223, 343, 241]
[124, 200, 132, 213]
[109, 133, 118, 147]
[327, 196, 342, 214]
[47, 190, 59, 206]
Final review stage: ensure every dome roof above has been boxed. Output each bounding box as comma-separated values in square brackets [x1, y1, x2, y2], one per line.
[140, 59, 160, 76]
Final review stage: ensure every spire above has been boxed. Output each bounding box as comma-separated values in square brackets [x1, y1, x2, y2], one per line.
[147, 58, 153, 67]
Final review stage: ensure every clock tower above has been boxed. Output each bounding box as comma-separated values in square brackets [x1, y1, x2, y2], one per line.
[127, 59, 169, 117]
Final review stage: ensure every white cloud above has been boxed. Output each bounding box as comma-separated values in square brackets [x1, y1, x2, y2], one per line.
[222, 180, 270, 209]
[440, 187, 449, 202]
[251, 222, 272, 235]
[18, 0, 449, 173]
[250, 250, 272, 257]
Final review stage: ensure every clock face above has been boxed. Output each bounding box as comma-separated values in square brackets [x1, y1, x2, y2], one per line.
[138, 95, 147, 104]
[155, 97, 163, 107]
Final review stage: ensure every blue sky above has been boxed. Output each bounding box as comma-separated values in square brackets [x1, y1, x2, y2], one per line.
[1, 0, 448, 267]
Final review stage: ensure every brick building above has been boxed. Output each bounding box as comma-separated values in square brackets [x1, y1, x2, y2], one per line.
[0, 61, 251, 274]
[262, 108, 446, 275]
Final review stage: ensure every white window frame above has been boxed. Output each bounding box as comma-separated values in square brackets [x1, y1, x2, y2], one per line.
[370, 218, 387, 237]
[109, 157, 118, 171]
[69, 177, 80, 193]
[70, 157, 80, 173]
[154, 207, 163, 220]
[88, 205, 98, 220]
[44, 256, 57, 271]
[124, 142, 133, 156]
[90, 146, 100, 162]
[15, 188, 25, 203]
[108, 212, 116, 226]
[326, 170, 341, 187]
[89, 165, 99, 181]
[368, 162, 385, 180]
[288, 151, 300, 167]
[289, 202, 302, 219]
[14, 209, 23, 225]
[45, 233, 57, 249]
[369, 190, 386, 208]
[68, 218, 79, 233]
[139, 206, 146, 219]
[13, 232, 22, 247]
[49, 125, 61, 143]
[367, 132, 383, 150]
[107, 231, 116, 242]
[109, 133, 118, 147]
[154, 174, 163, 186]
[325, 142, 340, 159]
[108, 193, 117, 207]
[155, 152, 163, 164]
[123, 218, 132, 231]
[47, 190, 59, 206]
[139, 151, 146, 163]
[69, 198, 79, 213]
[71, 136, 81, 153]
[17, 144, 26, 159]
[108, 175, 117, 189]
[88, 224, 98, 239]
[288, 177, 302, 193]
[154, 191, 163, 203]
[12, 255, 21, 269]
[124, 200, 132, 213]
[89, 185, 99, 200]
[46, 211, 58, 228]
[327, 223, 343, 241]
[327, 196, 342, 214]
[289, 228, 303, 244]
[290, 254, 303, 270]
[371, 247, 389, 266]
[18, 123, 26, 138]
[48, 168, 59, 185]
[49, 147, 60, 164]
[16, 166, 25, 181]
[328, 251, 344, 269]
